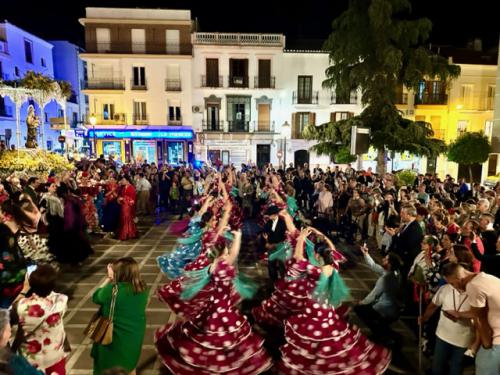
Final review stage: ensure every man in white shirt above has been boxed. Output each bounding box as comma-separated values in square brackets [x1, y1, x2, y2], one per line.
[135, 173, 152, 215]
[442, 263, 500, 375]
[419, 283, 474, 375]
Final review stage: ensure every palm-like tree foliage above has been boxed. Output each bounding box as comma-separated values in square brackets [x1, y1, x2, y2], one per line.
[305, 0, 460, 172]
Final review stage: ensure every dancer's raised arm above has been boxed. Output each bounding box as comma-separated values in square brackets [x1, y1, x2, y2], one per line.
[294, 227, 312, 261]
[226, 229, 242, 265]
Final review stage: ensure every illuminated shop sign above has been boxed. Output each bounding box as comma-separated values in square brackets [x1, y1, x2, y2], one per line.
[88, 130, 193, 140]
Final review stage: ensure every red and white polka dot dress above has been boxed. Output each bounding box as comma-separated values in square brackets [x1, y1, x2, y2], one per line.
[252, 258, 312, 327]
[155, 260, 273, 374]
[277, 262, 391, 375]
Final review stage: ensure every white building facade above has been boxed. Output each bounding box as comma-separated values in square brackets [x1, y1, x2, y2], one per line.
[192, 32, 286, 167]
[79, 8, 194, 164]
[0, 21, 63, 150]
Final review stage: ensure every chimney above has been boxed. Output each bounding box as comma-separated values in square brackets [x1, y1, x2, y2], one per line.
[473, 38, 483, 51]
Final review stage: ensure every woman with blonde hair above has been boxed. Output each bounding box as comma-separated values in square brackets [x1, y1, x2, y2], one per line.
[91, 257, 149, 375]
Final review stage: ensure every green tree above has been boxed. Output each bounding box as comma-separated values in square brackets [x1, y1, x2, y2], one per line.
[305, 0, 460, 173]
[447, 132, 491, 183]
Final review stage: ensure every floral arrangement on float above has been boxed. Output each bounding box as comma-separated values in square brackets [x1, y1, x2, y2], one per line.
[0, 149, 74, 176]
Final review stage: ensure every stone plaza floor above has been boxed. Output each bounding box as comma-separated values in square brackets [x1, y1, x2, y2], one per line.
[59, 214, 455, 374]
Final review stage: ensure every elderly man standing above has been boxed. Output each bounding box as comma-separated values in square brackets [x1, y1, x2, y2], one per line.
[442, 262, 500, 375]
[135, 173, 152, 215]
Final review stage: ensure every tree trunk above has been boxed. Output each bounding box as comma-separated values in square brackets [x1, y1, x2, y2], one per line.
[469, 165, 474, 184]
[376, 147, 386, 175]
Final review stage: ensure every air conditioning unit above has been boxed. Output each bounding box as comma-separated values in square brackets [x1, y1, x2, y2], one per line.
[192, 105, 202, 113]
[405, 109, 415, 116]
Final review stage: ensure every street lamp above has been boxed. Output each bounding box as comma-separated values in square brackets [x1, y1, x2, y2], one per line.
[89, 115, 97, 157]
[281, 121, 290, 168]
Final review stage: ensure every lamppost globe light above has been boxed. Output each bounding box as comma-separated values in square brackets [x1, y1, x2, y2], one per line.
[89, 115, 97, 126]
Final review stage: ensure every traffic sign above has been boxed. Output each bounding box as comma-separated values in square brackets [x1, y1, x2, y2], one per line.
[277, 150, 283, 158]
[58, 136, 66, 143]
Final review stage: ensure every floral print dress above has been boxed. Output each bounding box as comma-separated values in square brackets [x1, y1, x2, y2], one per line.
[16, 292, 68, 372]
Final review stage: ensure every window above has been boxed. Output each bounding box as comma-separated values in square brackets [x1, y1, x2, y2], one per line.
[72, 112, 78, 127]
[229, 59, 249, 87]
[332, 112, 353, 122]
[226, 96, 251, 131]
[41, 58, 46, 67]
[45, 112, 49, 123]
[257, 60, 271, 88]
[133, 101, 147, 122]
[0, 61, 3, 78]
[15, 67, 20, 76]
[24, 39, 33, 64]
[297, 76, 313, 103]
[457, 120, 468, 136]
[102, 103, 115, 120]
[58, 109, 64, 118]
[132, 66, 146, 87]
[487, 85, 495, 110]
[131, 29, 146, 53]
[96, 28, 111, 53]
[297, 113, 310, 133]
[205, 59, 219, 87]
[47, 140, 52, 151]
[460, 84, 474, 108]
[166, 29, 180, 54]
[166, 64, 181, 90]
[168, 105, 182, 123]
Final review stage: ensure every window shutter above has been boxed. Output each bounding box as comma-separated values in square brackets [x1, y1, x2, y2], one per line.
[310, 112, 316, 126]
[292, 113, 297, 138]
[330, 112, 336, 123]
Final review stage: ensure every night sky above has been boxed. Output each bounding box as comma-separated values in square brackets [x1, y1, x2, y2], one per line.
[2, 0, 499, 51]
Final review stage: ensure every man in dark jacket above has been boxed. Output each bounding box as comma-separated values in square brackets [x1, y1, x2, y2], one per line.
[262, 205, 287, 282]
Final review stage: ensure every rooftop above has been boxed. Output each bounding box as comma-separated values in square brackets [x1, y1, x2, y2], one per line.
[81, 8, 191, 24]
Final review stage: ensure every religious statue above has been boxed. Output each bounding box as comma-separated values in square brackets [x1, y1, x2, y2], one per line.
[25, 105, 39, 148]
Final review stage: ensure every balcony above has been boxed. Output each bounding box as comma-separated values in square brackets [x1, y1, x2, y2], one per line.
[193, 33, 284, 47]
[82, 78, 125, 90]
[49, 117, 71, 129]
[254, 76, 275, 89]
[133, 114, 149, 125]
[229, 76, 249, 88]
[330, 93, 357, 105]
[202, 120, 223, 132]
[293, 91, 319, 105]
[0, 106, 13, 118]
[165, 79, 182, 92]
[87, 42, 192, 55]
[415, 93, 448, 105]
[254, 120, 275, 132]
[228, 120, 250, 132]
[168, 118, 183, 126]
[201, 75, 223, 88]
[85, 113, 127, 125]
[131, 79, 147, 90]
[0, 40, 8, 55]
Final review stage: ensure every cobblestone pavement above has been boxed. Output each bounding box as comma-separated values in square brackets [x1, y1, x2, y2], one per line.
[61, 215, 440, 374]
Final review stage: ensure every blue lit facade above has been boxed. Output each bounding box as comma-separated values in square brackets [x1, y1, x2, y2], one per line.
[87, 126, 195, 165]
[0, 22, 63, 149]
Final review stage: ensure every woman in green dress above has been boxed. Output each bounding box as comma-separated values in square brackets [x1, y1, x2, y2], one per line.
[91, 257, 149, 375]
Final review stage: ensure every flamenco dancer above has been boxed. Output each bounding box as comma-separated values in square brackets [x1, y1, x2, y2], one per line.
[156, 195, 215, 279]
[155, 228, 272, 374]
[156, 181, 240, 321]
[275, 227, 391, 374]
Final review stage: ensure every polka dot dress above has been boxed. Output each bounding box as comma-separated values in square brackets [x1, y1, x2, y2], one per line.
[155, 261, 272, 374]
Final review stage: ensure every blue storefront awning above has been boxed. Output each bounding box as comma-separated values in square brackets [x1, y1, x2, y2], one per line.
[87, 126, 194, 140]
